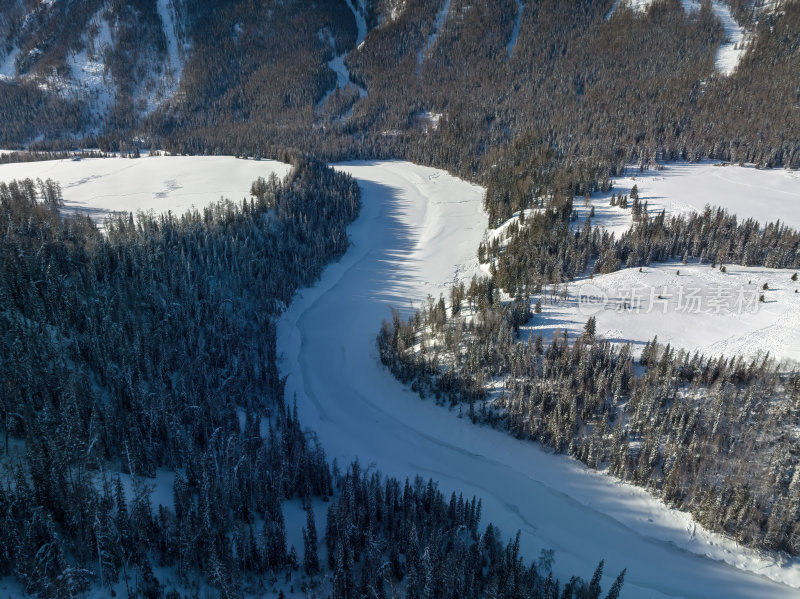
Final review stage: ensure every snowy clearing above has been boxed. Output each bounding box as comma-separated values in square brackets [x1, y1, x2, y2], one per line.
[0, 154, 292, 224]
[526, 161, 800, 362]
[578, 161, 800, 230]
[278, 160, 800, 598]
[530, 262, 800, 363]
[607, 0, 747, 75]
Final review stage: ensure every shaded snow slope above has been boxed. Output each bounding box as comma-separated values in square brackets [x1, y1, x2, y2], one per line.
[507, 0, 524, 59]
[316, 0, 370, 113]
[278, 160, 800, 598]
[346, 0, 368, 48]
[0, 155, 292, 223]
[66, 13, 115, 119]
[156, 0, 186, 97]
[417, 0, 451, 66]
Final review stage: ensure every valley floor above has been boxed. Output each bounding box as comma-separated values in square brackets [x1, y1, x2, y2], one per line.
[278, 160, 800, 598]
[3, 155, 799, 597]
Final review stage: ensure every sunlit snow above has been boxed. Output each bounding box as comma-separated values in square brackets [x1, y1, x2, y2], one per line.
[0, 154, 292, 224]
[527, 162, 800, 362]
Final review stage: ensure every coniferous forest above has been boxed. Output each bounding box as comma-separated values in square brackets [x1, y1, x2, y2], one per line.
[0, 165, 621, 596]
[2, 0, 800, 596]
[377, 202, 800, 555]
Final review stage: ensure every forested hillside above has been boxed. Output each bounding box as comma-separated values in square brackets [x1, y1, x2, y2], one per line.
[3, 1, 799, 196]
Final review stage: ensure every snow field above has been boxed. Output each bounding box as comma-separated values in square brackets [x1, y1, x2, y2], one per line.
[595, 162, 800, 228]
[529, 262, 800, 363]
[0, 154, 293, 225]
[531, 162, 800, 362]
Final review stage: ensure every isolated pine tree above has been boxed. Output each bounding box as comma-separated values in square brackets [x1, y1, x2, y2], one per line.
[583, 316, 597, 342]
[302, 505, 319, 575]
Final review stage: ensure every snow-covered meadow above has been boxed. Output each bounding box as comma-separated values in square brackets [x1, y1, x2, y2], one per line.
[529, 162, 800, 362]
[5, 155, 799, 597]
[592, 161, 800, 228]
[0, 154, 292, 224]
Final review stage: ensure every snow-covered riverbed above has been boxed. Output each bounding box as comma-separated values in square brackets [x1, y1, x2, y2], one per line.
[278, 160, 800, 598]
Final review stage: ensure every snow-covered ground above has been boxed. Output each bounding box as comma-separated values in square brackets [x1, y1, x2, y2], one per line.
[278, 160, 800, 598]
[1, 1, 185, 118]
[5, 155, 799, 596]
[66, 12, 116, 118]
[0, 154, 292, 224]
[573, 161, 800, 230]
[536, 262, 800, 363]
[316, 0, 369, 113]
[607, 0, 747, 75]
[530, 162, 800, 362]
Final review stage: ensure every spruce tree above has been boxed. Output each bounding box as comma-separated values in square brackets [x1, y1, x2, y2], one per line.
[302, 505, 319, 575]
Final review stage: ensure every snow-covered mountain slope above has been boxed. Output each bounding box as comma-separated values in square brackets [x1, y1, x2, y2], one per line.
[346, 0, 369, 48]
[0, 0, 188, 125]
[278, 160, 800, 598]
[0, 155, 291, 223]
[417, 0, 451, 66]
[608, 0, 747, 75]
